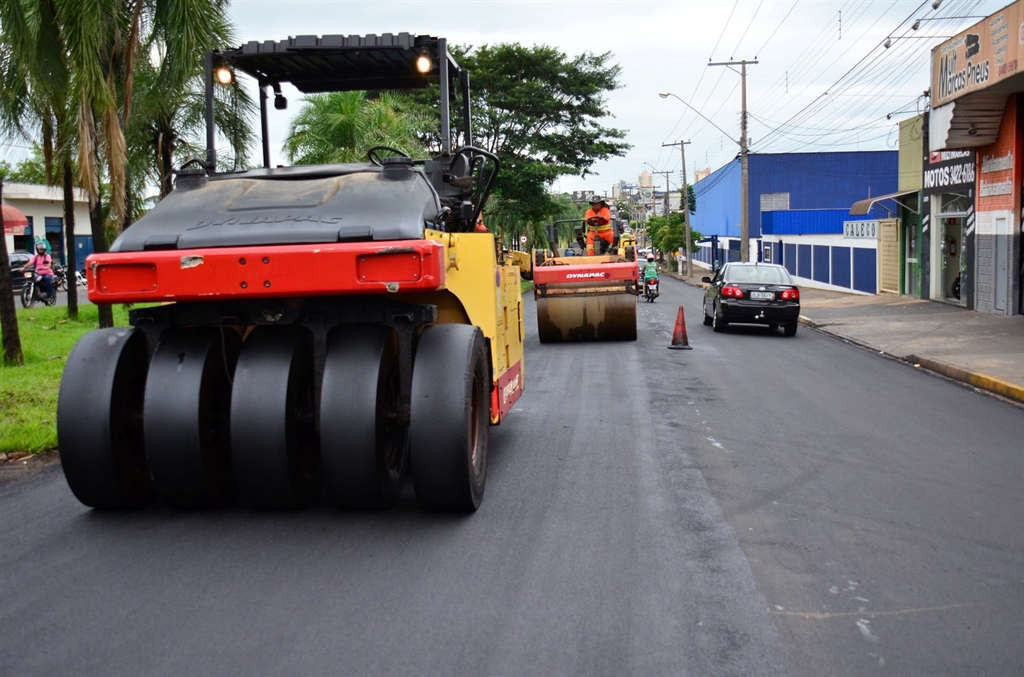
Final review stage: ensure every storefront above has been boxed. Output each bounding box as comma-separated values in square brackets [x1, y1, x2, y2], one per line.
[923, 149, 976, 306]
[928, 0, 1023, 314]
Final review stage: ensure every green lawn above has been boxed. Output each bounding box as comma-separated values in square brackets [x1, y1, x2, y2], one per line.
[1, 304, 131, 454]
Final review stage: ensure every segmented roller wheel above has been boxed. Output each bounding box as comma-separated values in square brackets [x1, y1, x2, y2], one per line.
[230, 326, 321, 508]
[320, 325, 406, 509]
[410, 324, 489, 512]
[57, 328, 155, 509]
[144, 327, 240, 508]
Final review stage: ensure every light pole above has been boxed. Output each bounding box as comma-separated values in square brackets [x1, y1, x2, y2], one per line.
[661, 66, 756, 261]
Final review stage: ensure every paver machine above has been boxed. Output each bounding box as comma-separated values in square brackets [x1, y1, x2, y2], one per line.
[532, 219, 639, 343]
[57, 34, 524, 512]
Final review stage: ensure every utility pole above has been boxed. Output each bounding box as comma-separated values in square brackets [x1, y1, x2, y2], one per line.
[709, 58, 757, 262]
[663, 140, 692, 276]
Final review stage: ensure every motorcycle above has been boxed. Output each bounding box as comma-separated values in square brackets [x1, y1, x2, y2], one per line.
[643, 277, 659, 303]
[53, 265, 68, 291]
[20, 270, 57, 308]
[75, 269, 87, 288]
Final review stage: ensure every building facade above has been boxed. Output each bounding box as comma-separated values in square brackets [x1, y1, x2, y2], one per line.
[689, 151, 899, 293]
[2, 182, 92, 270]
[928, 0, 1023, 315]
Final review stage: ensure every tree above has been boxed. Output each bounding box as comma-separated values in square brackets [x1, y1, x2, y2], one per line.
[466, 44, 629, 223]
[128, 24, 255, 203]
[646, 212, 702, 256]
[0, 179, 25, 366]
[284, 91, 430, 166]
[0, 154, 47, 185]
[1, 0, 246, 328]
[410, 43, 629, 225]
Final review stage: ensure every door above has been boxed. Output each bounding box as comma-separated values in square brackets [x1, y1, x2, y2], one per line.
[941, 217, 965, 305]
[904, 218, 919, 297]
[994, 216, 1008, 313]
[879, 218, 899, 293]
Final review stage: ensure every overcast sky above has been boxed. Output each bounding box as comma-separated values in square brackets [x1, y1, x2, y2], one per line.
[226, 0, 1007, 196]
[1, 0, 1009, 197]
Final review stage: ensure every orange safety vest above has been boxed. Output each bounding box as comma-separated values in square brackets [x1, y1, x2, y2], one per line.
[584, 206, 612, 231]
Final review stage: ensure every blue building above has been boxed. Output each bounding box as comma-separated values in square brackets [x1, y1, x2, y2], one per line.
[690, 151, 900, 294]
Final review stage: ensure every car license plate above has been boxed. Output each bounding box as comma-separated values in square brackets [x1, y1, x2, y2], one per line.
[750, 291, 773, 300]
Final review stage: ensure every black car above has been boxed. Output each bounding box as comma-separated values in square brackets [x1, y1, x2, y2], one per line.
[702, 262, 801, 336]
[8, 252, 32, 291]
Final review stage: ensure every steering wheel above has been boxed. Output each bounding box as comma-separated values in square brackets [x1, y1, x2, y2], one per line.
[367, 146, 411, 166]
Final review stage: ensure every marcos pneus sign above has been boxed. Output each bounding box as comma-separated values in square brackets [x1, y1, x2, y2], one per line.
[932, 2, 1023, 108]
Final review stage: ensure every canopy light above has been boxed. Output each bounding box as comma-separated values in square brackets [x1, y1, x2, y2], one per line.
[215, 66, 234, 85]
[415, 54, 432, 74]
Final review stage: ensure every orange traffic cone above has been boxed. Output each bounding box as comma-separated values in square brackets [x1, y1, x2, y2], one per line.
[667, 306, 692, 350]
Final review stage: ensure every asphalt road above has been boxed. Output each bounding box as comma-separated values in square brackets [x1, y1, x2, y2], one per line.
[2, 276, 1021, 676]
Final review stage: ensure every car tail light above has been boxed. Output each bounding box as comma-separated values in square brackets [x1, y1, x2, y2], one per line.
[780, 288, 800, 300]
[721, 285, 744, 298]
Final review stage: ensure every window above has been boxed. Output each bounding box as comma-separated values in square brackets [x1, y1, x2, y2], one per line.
[760, 192, 790, 212]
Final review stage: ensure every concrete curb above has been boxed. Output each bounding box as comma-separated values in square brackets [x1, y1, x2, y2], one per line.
[905, 355, 1024, 405]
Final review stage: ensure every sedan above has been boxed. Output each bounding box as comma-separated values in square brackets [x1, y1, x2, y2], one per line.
[8, 252, 32, 291]
[701, 262, 800, 336]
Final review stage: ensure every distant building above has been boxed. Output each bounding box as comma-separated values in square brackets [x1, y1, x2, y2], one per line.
[690, 150, 898, 295]
[2, 182, 92, 270]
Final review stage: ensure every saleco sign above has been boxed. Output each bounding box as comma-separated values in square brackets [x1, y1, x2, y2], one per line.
[843, 220, 878, 239]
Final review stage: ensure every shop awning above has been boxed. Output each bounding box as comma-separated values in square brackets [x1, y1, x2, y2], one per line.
[2, 204, 29, 235]
[849, 190, 917, 216]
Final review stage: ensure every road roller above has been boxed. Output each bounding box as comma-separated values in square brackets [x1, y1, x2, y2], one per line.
[532, 227, 639, 343]
[56, 34, 524, 512]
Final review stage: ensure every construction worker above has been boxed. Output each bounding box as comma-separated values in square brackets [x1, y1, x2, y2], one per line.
[584, 195, 613, 255]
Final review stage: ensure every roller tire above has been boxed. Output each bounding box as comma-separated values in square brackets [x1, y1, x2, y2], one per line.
[231, 326, 321, 509]
[144, 328, 240, 508]
[321, 326, 405, 509]
[410, 324, 489, 512]
[57, 328, 155, 509]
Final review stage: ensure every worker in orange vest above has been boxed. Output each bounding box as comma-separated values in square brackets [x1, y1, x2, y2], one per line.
[584, 195, 613, 255]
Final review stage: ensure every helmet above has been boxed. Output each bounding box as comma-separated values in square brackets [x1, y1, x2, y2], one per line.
[646, 254, 655, 262]
[35, 241, 47, 251]
[589, 195, 605, 204]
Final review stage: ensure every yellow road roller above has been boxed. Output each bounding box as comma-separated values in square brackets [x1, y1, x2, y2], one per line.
[57, 34, 523, 513]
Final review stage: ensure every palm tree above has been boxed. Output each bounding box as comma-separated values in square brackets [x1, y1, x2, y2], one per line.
[284, 91, 430, 165]
[2, 0, 248, 327]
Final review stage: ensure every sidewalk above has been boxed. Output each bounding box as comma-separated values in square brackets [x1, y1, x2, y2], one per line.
[669, 271, 1024, 405]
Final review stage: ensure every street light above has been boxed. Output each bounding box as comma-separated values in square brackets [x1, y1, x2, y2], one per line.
[661, 88, 752, 261]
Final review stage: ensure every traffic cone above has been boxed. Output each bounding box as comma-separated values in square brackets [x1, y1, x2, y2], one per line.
[667, 306, 692, 350]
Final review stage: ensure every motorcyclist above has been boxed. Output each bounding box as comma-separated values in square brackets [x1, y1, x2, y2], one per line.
[19, 241, 55, 301]
[642, 253, 659, 296]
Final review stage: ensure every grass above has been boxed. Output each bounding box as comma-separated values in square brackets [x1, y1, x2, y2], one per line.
[1, 304, 132, 454]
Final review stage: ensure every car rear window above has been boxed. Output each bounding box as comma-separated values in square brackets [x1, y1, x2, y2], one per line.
[726, 266, 792, 284]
